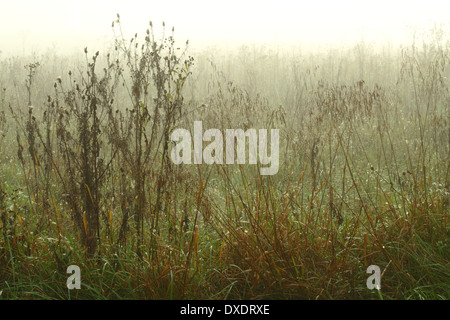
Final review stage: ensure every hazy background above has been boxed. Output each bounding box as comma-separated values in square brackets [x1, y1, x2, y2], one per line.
[0, 0, 449, 55]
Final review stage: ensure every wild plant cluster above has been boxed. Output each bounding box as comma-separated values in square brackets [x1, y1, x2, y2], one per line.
[0, 21, 448, 299]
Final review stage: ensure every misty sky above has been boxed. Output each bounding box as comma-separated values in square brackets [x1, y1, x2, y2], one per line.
[0, 0, 449, 55]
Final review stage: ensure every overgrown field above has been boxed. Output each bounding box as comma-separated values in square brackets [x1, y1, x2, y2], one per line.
[0, 21, 448, 299]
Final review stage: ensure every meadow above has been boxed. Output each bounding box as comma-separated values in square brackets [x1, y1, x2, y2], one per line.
[0, 19, 448, 300]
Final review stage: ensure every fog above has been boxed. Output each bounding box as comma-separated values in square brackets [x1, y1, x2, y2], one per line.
[1, 0, 449, 55]
[1, 0, 449, 302]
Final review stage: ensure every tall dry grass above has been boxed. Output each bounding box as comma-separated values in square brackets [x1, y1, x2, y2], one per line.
[0, 21, 448, 300]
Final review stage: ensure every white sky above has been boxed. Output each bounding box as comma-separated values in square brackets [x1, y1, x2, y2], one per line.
[0, 0, 449, 55]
